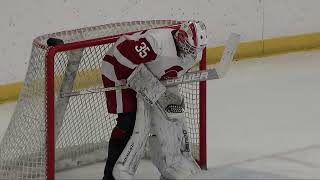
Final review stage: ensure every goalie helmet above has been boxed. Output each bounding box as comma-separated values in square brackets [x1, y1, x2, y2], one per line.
[175, 20, 208, 58]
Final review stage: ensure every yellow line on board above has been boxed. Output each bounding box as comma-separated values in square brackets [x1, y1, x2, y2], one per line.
[1, 32, 320, 104]
[0, 82, 23, 104]
[206, 32, 320, 65]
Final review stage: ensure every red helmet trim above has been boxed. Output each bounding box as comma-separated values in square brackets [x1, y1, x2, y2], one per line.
[189, 23, 198, 47]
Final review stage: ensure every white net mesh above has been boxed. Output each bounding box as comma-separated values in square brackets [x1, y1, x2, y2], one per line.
[0, 20, 205, 179]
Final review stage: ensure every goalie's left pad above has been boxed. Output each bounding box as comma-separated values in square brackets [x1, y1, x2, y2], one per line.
[127, 64, 166, 105]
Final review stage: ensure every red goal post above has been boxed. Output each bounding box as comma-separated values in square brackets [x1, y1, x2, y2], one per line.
[0, 20, 207, 180]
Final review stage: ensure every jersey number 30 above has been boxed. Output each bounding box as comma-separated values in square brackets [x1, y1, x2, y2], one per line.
[135, 42, 150, 58]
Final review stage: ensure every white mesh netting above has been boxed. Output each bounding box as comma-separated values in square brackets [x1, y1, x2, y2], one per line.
[0, 20, 205, 179]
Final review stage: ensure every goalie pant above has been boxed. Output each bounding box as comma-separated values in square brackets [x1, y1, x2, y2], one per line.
[111, 94, 201, 179]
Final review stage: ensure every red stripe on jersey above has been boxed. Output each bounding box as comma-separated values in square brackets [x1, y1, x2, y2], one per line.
[160, 65, 184, 80]
[102, 74, 115, 87]
[189, 23, 197, 46]
[116, 38, 157, 64]
[103, 55, 134, 80]
[101, 75, 117, 113]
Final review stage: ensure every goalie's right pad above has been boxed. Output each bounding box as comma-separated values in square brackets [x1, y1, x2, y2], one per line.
[127, 64, 166, 105]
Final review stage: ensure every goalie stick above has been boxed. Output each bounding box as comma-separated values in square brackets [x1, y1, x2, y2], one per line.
[61, 33, 240, 97]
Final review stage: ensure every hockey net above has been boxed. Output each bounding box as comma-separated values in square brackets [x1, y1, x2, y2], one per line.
[0, 20, 206, 179]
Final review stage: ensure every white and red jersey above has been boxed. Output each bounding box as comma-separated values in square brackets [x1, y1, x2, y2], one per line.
[101, 28, 202, 114]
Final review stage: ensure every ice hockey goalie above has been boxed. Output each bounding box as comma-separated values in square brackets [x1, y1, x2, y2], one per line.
[100, 20, 207, 180]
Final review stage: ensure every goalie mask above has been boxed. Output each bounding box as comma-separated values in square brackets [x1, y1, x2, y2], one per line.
[175, 20, 208, 59]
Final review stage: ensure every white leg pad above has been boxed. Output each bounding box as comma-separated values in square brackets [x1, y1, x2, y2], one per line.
[149, 107, 201, 179]
[113, 95, 152, 179]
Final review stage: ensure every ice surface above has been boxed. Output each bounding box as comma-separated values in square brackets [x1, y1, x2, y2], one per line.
[1, 50, 320, 179]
